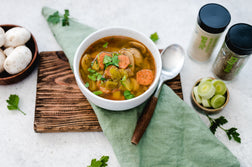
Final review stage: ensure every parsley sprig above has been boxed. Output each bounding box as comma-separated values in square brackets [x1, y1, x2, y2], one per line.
[87, 68, 104, 81]
[150, 32, 159, 42]
[103, 42, 109, 48]
[207, 115, 241, 143]
[47, 9, 70, 26]
[103, 53, 119, 68]
[87, 156, 109, 167]
[124, 90, 135, 100]
[6, 94, 26, 115]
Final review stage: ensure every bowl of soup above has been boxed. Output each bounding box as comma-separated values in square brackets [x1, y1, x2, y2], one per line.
[73, 27, 162, 110]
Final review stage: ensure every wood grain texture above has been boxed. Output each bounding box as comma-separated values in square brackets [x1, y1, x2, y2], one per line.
[34, 50, 183, 133]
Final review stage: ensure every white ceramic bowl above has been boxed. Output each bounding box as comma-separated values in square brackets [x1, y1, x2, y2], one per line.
[73, 27, 162, 111]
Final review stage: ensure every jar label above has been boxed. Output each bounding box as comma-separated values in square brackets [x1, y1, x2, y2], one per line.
[198, 36, 218, 53]
[224, 56, 238, 72]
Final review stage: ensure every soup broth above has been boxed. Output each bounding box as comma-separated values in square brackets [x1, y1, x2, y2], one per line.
[79, 36, 155, 100]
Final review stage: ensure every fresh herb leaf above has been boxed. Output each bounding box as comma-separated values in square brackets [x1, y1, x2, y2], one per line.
[62, 9, 70, 26]
[93, 91, 103, 96]
[215, 116, 228, 125]
[124, 90, 135, 100]
[87, 156, 109, 167]
[103, 53, 119, 68]
[103, 55, 112, 64]
[112, 55, 119, 67]
[128, 64, 132, 67]
[96, 74, 102, 81]
[206, 115, 241, 143]
[103, 42, 109, 48]
[88, 68, 103, 81]
[101, 77, 106, 81]
[47, 11, 60, 24]
[6, 95, 26, 115]
[150, 32, 159, 42]
[85, 82, 89, 88]
[88, 74, 97, 81]
[88, 68, 96, 73]
[47, 9, 70, 26]
[226, 128, 241, 143]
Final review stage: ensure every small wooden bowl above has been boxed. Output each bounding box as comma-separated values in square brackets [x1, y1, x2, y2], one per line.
[0, 24, 38, 85]
[191, 77, 229, 114]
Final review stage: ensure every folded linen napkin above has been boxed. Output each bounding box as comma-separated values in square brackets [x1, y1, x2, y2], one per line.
[42, 7, 239, 167]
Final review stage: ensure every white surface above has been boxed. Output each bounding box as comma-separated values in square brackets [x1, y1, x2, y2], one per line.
[74, 27, 162, 110]
[0, 0, 251, 166]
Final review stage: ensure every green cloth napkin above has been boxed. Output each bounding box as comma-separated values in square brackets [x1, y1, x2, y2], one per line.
[42, 7, 239, 167]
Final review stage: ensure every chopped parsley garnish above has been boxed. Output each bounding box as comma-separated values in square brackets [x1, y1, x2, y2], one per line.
[47, 11, 60, 24]
[124, 90, 135, 100]
[88, 68, 96, 73]
[84, 82, 89, 88]
[47, 9, 70, 26]
[87, 156, 109, 167]
[103, 53, 119, 68]
[93, 91, 103, 96]
[103, 42, 109, 48]
[150, 32, 159, 42]
[62, 9, 70, 26]
[87, 68, 103, 81]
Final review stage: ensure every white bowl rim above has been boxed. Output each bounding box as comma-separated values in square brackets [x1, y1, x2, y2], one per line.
[73, 26, 162, 106]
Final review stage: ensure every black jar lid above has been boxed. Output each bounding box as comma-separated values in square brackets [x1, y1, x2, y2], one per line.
[225, 23, 252, 55]
[197, 3, 231, 34]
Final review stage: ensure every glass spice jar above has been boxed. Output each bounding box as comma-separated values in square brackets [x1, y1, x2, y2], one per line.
[188, 3, 231, 62]
[212, 23, 252, 81]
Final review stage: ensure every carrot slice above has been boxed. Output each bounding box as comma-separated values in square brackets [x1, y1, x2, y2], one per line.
[104, 65, 113, 78]
[98, 52, 112, 69]
[96, 80, 111, 93]
[118, 55, 130, 69]
[136, 69, 154, 85]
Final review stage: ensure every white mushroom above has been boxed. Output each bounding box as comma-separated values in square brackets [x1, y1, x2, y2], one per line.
[129, 41, 146, 54]
[128, 48, 143, 66]
[4, 27, 31, 47]
[0, 49, 6, 73]
[0, 27, 5, 47]
[4, 45, 32, 74]
[4, 47, 15, 57]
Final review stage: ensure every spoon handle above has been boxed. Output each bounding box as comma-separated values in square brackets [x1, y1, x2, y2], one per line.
[131, 95, 158, 145]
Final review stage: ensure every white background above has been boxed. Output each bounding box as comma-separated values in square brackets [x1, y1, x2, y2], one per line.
[0, 0, 251, 166]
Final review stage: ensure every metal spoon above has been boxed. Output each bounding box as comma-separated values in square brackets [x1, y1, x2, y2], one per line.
[131, 44, 185, 145]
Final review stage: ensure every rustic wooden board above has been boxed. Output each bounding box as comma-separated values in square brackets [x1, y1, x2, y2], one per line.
[34, 51, 183, 133]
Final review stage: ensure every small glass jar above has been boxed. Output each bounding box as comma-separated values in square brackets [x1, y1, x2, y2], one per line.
[188, 3, 231, 62]
[212, 23, 252, 81]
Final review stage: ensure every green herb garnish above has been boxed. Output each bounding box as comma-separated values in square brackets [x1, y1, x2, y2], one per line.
[103, 53, 119, 68]
[47, 11, 60, 24]
[103, 55, 112, 64]
[47, 9, 70, 26]
[150, 32, 159, 42]
[88, 68, 96, 73]
[88, 68, 103, 81]
[207, 115, 241, 143]
[87, 156, 109, 167]
[6, 95, 26, 115]
[62, 9, 70, 26]
[103, 42, 109, 48]
[124, 90, 135, 100]
[93, 91, 103, 96]
[85, 82, 89, 88]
